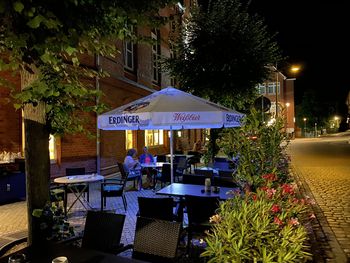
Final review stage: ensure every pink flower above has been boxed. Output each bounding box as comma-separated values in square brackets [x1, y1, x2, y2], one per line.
[271, 204, 281, 213]
[288, 218, 300, 226]
[262, 173, 277, 181]
[266, 188, 277, 198]
[281, 184, 295, 195]
[309, 213, 316, 220]
[274, 217, 283, 226]
[251, 194, 257, 201]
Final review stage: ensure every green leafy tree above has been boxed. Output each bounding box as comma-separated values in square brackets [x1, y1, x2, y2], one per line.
[0, 0, 173, 244]
[166, 0, 282, 110]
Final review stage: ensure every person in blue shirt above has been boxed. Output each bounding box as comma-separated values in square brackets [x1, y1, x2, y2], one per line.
[139, 146, 154, 164]
[139, 146, 156, 188]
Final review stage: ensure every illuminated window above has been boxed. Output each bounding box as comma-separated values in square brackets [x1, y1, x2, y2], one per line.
[125, 130, 134, 150]
[145, 130, 164, 147]
[49, 135, 56, 160]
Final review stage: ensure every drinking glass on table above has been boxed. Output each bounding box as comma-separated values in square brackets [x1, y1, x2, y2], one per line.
[8, 254, 26, 263]
[52, 256, 68, 263]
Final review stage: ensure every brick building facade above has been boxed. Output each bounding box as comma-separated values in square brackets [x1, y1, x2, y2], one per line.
[0, 2, 204, 177]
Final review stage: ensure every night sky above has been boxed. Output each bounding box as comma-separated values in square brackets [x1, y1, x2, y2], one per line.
[247, 1, 349, 114]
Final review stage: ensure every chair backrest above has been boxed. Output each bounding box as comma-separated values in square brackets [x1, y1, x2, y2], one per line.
[213, 161, 230, 170]
[82, 211, 125, 254]
[117, 162, 128, 179]
[66, 167, 85, 176]
[159, 163, 172, 183]
[182, 174, 207, 185]
[176, 156, 187, 171]
[133, 217, 181, 262]
[185, 195, 219, 226]
[174, 155, 186, 164]
[194, 169, 214, 177]
[138, 197, 174, 221]
[156, 155, 167, 162]
[214, 157, 227, 163]
[218, 170, 234, 178]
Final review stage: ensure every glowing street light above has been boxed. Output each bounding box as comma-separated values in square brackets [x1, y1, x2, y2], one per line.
[290, 65, 301, 73]
[303, 117, 307, 137]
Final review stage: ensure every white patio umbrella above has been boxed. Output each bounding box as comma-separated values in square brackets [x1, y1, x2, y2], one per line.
[98, 87, 244, 182]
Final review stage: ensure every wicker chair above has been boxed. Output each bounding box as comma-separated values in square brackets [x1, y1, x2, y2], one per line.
[132, 216, 182, 262]
[81, 210, 131, 254]
[101, 177, 127, 211]
[138, 197, 179, 222]
[185, 195, 219, 253]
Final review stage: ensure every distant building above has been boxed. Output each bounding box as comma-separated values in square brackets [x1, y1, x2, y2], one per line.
[257, 66, 296, 137]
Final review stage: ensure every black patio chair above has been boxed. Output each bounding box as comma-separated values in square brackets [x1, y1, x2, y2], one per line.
[155, 163, 173, 188]
[132, 216, 182, 263]
[155, 154, 167, 162]
[80, 210, 132, 254]
[175, 156, 188, 182]
[213, 161, 230, 171]
[66, 167, 89, 202]
[213, 170, 238, 188]
[101, 176, 127, 211]
[137, 197, 180, 222]
[185, 195, 220, 254]
[182, 173, 207, 185]
[117, 162, 140, 189]
[187, 151, 201, 172]
[194, 169, 214, 177]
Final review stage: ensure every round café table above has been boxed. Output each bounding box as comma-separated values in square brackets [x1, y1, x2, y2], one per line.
[54, 174, 104, 214]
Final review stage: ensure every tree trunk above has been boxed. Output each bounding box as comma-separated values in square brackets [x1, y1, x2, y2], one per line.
[21, 70, 50, 245]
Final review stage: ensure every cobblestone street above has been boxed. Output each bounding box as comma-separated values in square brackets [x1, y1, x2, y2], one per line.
[290, 136, 350, 262]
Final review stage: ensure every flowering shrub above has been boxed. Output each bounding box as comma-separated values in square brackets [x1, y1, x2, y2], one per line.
[202, 186, 313, 262]
[217, 109, 290, 191]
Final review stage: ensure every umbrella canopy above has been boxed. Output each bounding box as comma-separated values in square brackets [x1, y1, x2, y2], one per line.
[98, 87, 243, 130]
[97, 87, 244, 183]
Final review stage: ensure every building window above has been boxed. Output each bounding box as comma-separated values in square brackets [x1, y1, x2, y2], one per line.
[257, 84, 266, 94]
[267, 82, 280, 94]
[125, 130, 134, 150]
[170, 49, 177, 87]
[267, 82, 275, 94]
[124, 41, 134, 71]
[151, 29, 161, 85]
[49, 134, 56, 160]
[124, 26, 136, 72]
[145, 130, 164, 147]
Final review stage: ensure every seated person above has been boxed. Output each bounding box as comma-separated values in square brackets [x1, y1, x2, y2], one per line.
[124, 148, 142, 190]
[139, 146, 157, 188]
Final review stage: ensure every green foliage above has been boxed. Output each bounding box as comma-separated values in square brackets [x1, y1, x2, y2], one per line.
[202, 187, 312, 262]
[32, 202, 74, 241]
[0, 0, 174, 135]
[165, 0, 282, 110]
[217, 109, 289, 190]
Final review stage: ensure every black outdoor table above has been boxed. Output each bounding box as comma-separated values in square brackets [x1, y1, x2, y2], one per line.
[0, 242, 145, 263]
[156, 183, 238, 200]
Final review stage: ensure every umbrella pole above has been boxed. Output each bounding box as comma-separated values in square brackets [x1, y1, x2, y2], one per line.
[170, 127, 174, 183]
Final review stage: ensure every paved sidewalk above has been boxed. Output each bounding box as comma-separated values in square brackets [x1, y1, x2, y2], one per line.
[0, 181, 157, 258]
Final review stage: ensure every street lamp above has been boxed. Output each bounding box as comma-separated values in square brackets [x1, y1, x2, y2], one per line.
[303, 117, 307, 137]
[285, 102, 290, 134]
